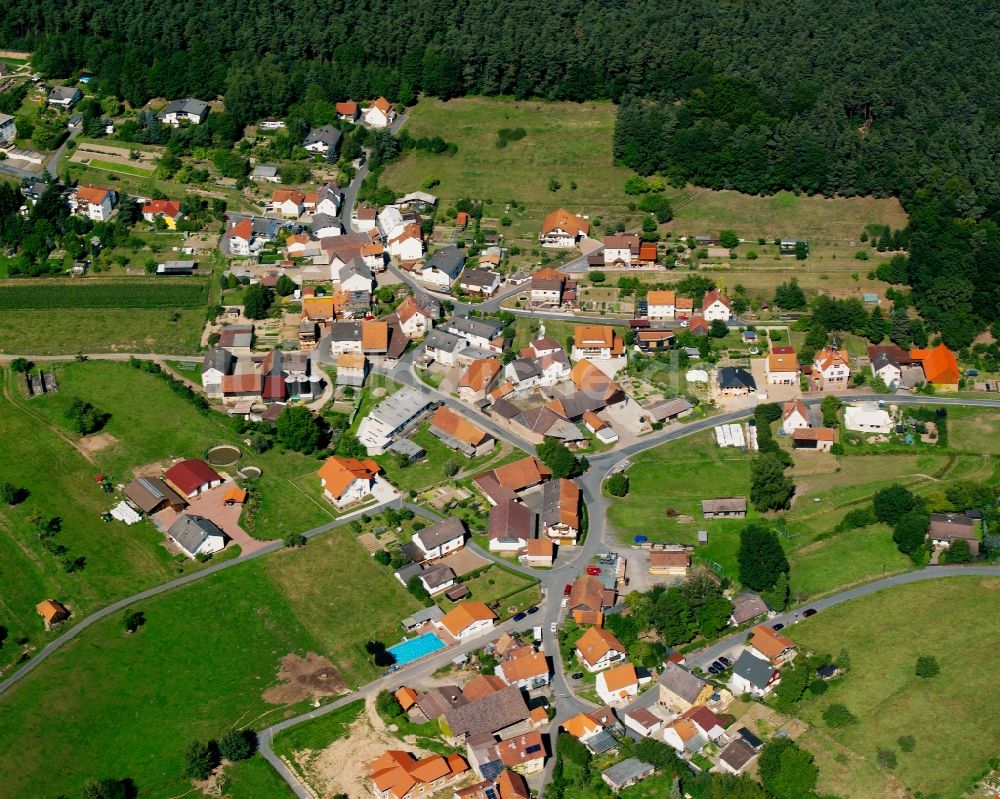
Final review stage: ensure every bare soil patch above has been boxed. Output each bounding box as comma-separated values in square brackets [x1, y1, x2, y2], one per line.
[77, 431, 118, 454]
[263, 653, 348, 705]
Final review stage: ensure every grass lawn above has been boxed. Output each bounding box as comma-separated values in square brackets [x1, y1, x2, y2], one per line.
[0, 308, 206, 354]
[375, 424, 504, 493]
[380, 97, 639, 252]
[791, 577, 1000, 799]
[0, 524, 421, 798]
[434, 565, 538, 613]
[87, 158, 156, 176]
[220, 755, 298, 798]
[271, 699, 364, 763]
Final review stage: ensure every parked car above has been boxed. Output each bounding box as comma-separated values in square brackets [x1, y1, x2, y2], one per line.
[719, 656, 732, 667]
[708, 664, 721, 674]
[586, 566, 601, 576]
[771, 623, 785, 631]
[570, 672, 584, 680]
[550, 622, 558, 633]
[513, 612, 527, 622]
[802, 608, 818, 618]
[526, 606, 539, 615]
[563, 584, 572, 597]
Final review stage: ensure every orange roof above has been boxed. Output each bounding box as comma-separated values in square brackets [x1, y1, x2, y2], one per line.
[497, 769, 530, 799]
[541, 208, 589, 237]
[438, 601, 496, 637]
[272, 189, 306, 204]
[573, 609, 604, 626]
[303, 191, 318, 204]
[562, 712, 602, 739]
[373, 96, 392, 113]
[815, 347, 850, 371]
[76, 185, 110, 205]
[702, 288, 731, 311]
[389, 222, 422, 244]
[338, 352, 366, 370]
[225, 218, 254, 240]
[574, 324, 614, 348]
[221, 373, 263, 394]
[455, 211, 469, 226]
[142, 199, 181, 217]
[582, 410, 607, 431]
[911, 343, 959, 385]
[529, 706, 549, 725]
[317, 456, 380, 499]
[638, 242, 657, 260]
[301, 296, 336, 320]
[430, 406, 491, 447]
[767, 350, 798, 372]
[555, 479, 580, 529]
[532, 267, 565, 284]
[749, 624, 796, 662]
[575, 626, 625, 668]
[395, 686, 419, 710]
[792, 427, 836, 442]
[782, 398, 808, 421]
[600, 662, 638, 692]
[649, 550, 691, 568]
[460, 358, 502, 391]
[667, 718, 700, 743]
[525, 538, 554, 558]
[337, 101, 358, 115]
[36, 599, 69, 623]
[490, 457, 551, 491]
[676, 297, 694, 310]
[462, 674, 506, 701]
[489, 381, 514, 401]
[498, 731, 545, 767]
[500, 650, 549, 682]
[396, 295, 433, 325]
[647, 290, 676, 306]
[361, 320, 388, 351]
[286, 233, 310, 248]
[370, 750, 464, 799]
[223, 486, 247, 504]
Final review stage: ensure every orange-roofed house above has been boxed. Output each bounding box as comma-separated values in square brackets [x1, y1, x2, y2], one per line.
[364, 96, 396, 128]
[521, 537, 555, 566]
[429, 405, 495, 457]
[495, 650, 551, 690]
[388, 222, 424, 261]
[575, 626, 627, 672]
[812, 347, 851, 391]
[36, 599, 71, 629]
[497, 769, 530, 799]
[638, 242, 658, 265]
[395, 686, 419, 711]
[702, 289, 732, 321]
[675, 296, 694, 318]
[369, 750, 468, 799]
[540, 209, 590, 249]
[748, 624, 797, 664]
[541, 478, 580, 542]
[561, 712, 604, 741]
[285, 233, 312, 257]
[337, 100, 360, 121]
[473, 456, 552, 505]
[571, 325, 623, 361]
[458, 358, 503, 402]
[436, 601, 497, 642]
[317, 456, 382, 508]
[73, 185, 116, 221]
[270, 189, 306, 218]
[497, 731, 546, 774]
[361, 320, 389, 356]
[766, 349, 799, 385]
[647, 290, 676, 321]
[911, 343, 960, 390]
[662, 718, 704, 754]
[223, 486, 247, 505]
[224, 218, 256, 256]
[596, 662, 645, 705]
[781, 398, 810, 434]
[141, 199, 182, 228]
[395, 295, 435, 339]
[791, 426, 836, 451]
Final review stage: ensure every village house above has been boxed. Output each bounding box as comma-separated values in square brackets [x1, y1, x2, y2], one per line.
[766, 348, 799, 385]
[718, 739, 758, 775]
[717, 366, 757, 397]
[36, 599, 72, 630]
[596, 662, 646, 705]
[622, 707, 664, 738]
[603, 233, 640, 267]
[303, 124, 341, 155]
[270, 189, 306, 218]
[223, 218, 258, 256]
[792, 427, 836, 451]
[495, 651, 551, 691]
[364, 97, 396, 128]
[395, 295, 436, 339]
[661, 718, 708, 755]
[675, 297, 694, 318]
[420, 565, 457, 596]
[496, 731, 546, 775]
[410, 517, 466, 562]
[157, 98, 209, 126]
[459, 267, 502, 296]
[541, 478, 580, 543]
[388, 223, 424, 261]
[458, 358, 503, 402]
[71, 185, 116, 221]
[729, 650, 781, 698]
[646, 290, 676, 321]
[529, 268, 567, 307]
[539, 208, 590, 248]
[163, 459, 222, 498]
[683, 706, 727, 741]
[369, 750, 469, 799]
[251, 164, 280, 183]
[571, 325, 624, 361]
[658, 663, 712, 713]
[911, 343, 960, 390]
[357, 386, 433, 454]
[315, 182, 342, 216]
[437, 602, 498, 642]
[335, 352, 367, 387]
[48, 86, 82, 109]
[844, 402, 892, 433]
[421, 246, 466, 289]
[701, 289, 732, 321]
[583, 411, 618, 443]
[429, 406, 496, 458]
[928, 512, 980, 555]
[488, 498, 535, 552]
[575, 626, 627, 672]
[317, 456, 381, 508]
[442, 685, 529, 743]
[730, 592, 769, 625]
[168, 515, 228, 559]
[521, 537, 555, 566]
[200, 348, 236, 399]
[812, 347, 851, 391]
[567, 573, 616, 625]
[474, 456, 551, 505]
[781, 398, 810, 435]
[141, 199, 182, 228]
[444, 317, 506, 354]
[648, 548, 691, 578]
[868, 344, 911, 389]
[748, 624, 797, 664]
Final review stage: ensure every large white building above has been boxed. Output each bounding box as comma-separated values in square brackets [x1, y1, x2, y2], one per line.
[356, 386, 433, 454]
[0, 113, 15, 145]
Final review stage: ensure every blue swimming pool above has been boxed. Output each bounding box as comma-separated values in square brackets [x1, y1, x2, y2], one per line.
[389, 632, 446, 665]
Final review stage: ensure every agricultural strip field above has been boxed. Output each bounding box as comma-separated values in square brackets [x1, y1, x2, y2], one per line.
[0, 527, 421, 799]
[0, 278, 208, 309]
[791, 577, 1000, 799]
[85, 158, 156, 176]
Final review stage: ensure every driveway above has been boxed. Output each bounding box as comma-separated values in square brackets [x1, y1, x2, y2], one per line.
[152, 481, 274, 555]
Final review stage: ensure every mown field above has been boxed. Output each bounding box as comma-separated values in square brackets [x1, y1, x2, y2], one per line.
[0, 526, 421, 799]
[792, 577, 1000, 799]
[0, 278, 209, 309]
[607, 413, 997, 597]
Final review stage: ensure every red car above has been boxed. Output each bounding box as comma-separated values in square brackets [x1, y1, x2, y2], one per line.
[586, 566, 601, 576]
[563, 584, 572, 597]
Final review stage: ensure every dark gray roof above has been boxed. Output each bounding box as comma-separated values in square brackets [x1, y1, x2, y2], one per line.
[731, 650, 775, 689]
[421, 565, 456, 589]
[49, 86, 80, 102]
[202, 347, 235, 375]
[304, 124, 342, 149]
[659, 663, 706, 703]
[123, 476, 185, 514]
[168, 515, 225, 555]
[731, 592, 769, 624]
[312, 213, 341, 232]
[414, 517, 466, 550]
[585, 729, 619, 754]
[718, 366, 757, 390]
[446, 316, 504, 342]
[401, 605, 444, 628]
[871, 350, 900, 371]
[425, 329, 466, 353]
[317, 182, 342, 204]
[424, 245, 466, 278]
[395, 562, 423, 583]
[490, 398, 522, 421]
[509, 358, 541, 381]
[160, 98, 209, 117]
[719, 739, 757, 771]
[329, 321, 362, 342]
[342, 257, 373, 281]
[460, 267, 500, 288]
[388, 438, 424, 459]
[443, 684, 528, 738]
[737, 727, 763, 749]
[601, 758, 654, 788]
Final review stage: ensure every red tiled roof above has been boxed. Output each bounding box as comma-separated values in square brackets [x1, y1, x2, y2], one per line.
[164, 459, 221, 494]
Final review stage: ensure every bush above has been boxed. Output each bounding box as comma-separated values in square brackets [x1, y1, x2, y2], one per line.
[183, 740, 220, 780]
[606, 473, 629, 497]
[808, 679, 828, 695]
[915, 655, 939, 678]
[219, 728, 257, 761]
[1, 482, 29, 505]
[122, 610, 145, 633]
[876, 748, 897, 769]
[898, 735, 916, 752]
[822, 703, 858, 728]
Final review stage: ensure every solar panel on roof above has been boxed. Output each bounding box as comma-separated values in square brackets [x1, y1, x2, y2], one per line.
[586, 730, 617, 754]
[480, 760, 504, 781]
[525, 744, 542, 754]
[484, 789, 498, 799]
[137, 477, 165, 500]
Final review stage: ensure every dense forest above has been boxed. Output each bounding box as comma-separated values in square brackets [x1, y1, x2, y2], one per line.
[2, 0, 999, 344]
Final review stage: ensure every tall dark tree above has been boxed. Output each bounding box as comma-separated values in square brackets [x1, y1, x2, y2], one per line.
[737, 523, 789, 591]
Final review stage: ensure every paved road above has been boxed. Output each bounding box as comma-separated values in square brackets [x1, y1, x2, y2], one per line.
[0, 128, 78, 181]
[339, 113, 409, 228]
[0, 353, 203, 363]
